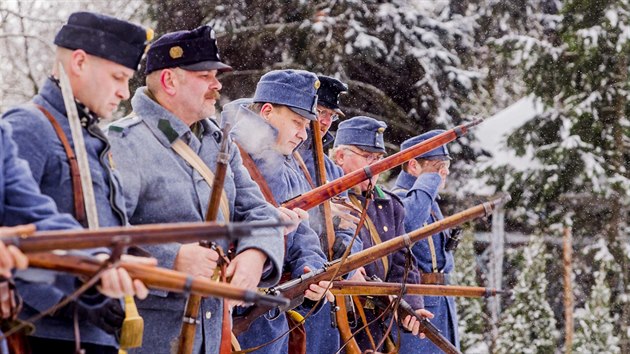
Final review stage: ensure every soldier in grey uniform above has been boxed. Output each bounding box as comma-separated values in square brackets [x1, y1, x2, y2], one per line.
[107, 25, 286, 354]
[2, 12, 152, 353]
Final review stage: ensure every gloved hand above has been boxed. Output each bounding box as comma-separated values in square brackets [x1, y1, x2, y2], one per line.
[56, 298, 124, 334]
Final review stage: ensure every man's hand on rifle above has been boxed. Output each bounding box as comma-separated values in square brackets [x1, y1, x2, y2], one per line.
[174, 243, 219, 278]
[277, 207, 309, 235]
[402, 308, 434, 339]
[302, 266, 334, 302]
[96, 254, 156, 300]
[0, 239, 28, 278]
[347, 266, 367, 282]
[226, 248, 267, 308]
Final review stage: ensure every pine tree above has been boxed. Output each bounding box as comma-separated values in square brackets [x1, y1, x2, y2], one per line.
[496, 237, 558, 354]
[486, 0, 630, 350]
[451, 228, 488, 353]
[573, 258, 621, 354]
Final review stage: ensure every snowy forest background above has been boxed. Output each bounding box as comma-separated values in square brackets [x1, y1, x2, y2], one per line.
[1, 0, 628, 353]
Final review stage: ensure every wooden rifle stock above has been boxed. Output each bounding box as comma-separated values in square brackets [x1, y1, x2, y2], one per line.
[26, 253, 288, 308]
[0, 220, 285, 254]
[283, 119, 483, 211]
[232, 194, 508, 335]
[178, 123, 232, 354]
[331, 282, 505, 297]
[311, 121, 362, 354]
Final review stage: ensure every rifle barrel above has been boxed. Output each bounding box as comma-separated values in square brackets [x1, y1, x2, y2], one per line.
[232, 194, 507, 335]
[27, 252, 288, 307]
[330, 282, 504, 297]
[2, 220, 286, 253]
[283, 119, 483, 211]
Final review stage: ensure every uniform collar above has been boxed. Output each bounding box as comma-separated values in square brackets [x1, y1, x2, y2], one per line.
[131, 86, 215, 147]
[38, 77, 100, 127]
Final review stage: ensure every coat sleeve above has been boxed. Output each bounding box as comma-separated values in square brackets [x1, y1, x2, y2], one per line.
[0, 120, 79, 231]
[108, 131, 180, 297]
[401, 173, 441, 233]
[2, 106, 55, 183]
[228, 140, 284, 287]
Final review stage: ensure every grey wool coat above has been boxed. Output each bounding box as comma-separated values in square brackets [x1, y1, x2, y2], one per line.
[107, 87, 284, 354]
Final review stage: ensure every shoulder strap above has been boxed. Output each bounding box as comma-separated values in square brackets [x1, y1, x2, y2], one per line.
[235, 143, 279, 207]
[34, 104, 87, 227]
[292, 151, 316, 189]
[171, 139, 231, 222]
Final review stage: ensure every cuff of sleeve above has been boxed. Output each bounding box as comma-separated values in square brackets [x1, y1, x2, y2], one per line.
[410, 173, 441, 200]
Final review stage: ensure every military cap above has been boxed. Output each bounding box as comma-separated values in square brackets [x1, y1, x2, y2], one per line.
[401, 129, 451, 160]
[334, 116, 387, 153]
[317, 75, 348, 116]
[145, 25, 232, 74]
[54, 11, 151, 71]
[253, 69, 319, 121]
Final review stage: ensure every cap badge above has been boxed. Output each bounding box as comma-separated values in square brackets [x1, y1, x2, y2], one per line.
[314, 80, 321, 89]
[146, 28, 154, 42]
[169, 46, 183, 59]
[377, 127, 385, 133]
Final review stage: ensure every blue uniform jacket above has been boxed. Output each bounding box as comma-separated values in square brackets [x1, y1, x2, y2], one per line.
[226, 100, 328, 354]
[392, 170, 460, 352]
[107, 88, 284, 354]
[296, 133, 364, 354]
[350, 187, 425, 351]
[2, 78, 125, 346]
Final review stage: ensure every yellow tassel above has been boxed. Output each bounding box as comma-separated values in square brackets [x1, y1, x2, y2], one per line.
[118, 295, 144, 350]
[286, 310, 305, 323]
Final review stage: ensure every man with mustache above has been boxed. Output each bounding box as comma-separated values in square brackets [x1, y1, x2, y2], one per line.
[107, 26, 287, 353]
[224, 70, 336, 353]
[2, 12, 153, 353]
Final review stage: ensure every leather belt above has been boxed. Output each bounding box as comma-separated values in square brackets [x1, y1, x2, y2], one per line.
[421, 272, 450, 285]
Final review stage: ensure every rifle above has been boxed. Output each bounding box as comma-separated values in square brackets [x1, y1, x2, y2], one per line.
[0, 220, 286, 253]
[177, 123, 232, 354]
[368, 289, 461, 354]
[310, 120, 362, 354]
[283, 119, 482, 211]
[232, 195, 508, 335]
[331, 281, 505, 298]
[26, 252, 288, 308]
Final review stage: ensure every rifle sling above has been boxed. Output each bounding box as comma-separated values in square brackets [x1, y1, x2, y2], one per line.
[292, 151, 316, 189]
[34, 104, 87, 227]
[171, 139, 230, 222]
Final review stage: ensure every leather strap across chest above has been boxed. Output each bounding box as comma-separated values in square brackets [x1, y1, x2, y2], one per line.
[35, 104, 87, 227]
[171, 139, 231, 222]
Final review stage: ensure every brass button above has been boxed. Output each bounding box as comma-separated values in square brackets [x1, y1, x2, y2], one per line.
[205, 311, 212, 319]
[378, 205, 383, 209]
[383, 226, 388, 232]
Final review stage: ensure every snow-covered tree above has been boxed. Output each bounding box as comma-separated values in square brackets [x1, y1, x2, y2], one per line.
[496, 237, 558, 354]
[140, 0, 482, 156]
[451, 228, 488, 353]
[573, 260, 621, 353]
[485, 0, 630, 350]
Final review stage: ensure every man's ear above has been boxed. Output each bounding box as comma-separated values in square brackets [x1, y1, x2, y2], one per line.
[334, 148, 345, 165]
[160, 69, 178, 96]
[68, 49, 88, 76]
[408, 159, 421, 175]
[260, 103, 274, 121]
